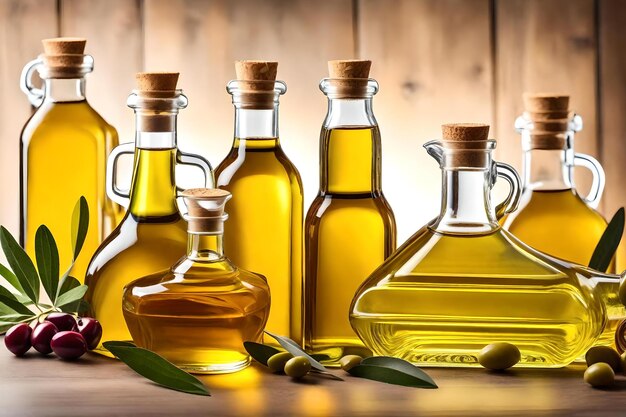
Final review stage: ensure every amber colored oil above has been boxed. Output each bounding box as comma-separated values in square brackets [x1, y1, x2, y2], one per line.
[504, 189, 613, 272]
[85, 148, 188, 356]
[305, 126, 396, 365]
[350, 227, 605, 367]
[215, 138, 303, 342]
[20, 101, 121, 282]
[123, 251, 270, 374]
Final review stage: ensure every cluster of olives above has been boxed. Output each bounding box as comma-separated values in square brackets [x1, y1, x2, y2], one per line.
[4, 313, 102, 360]
[265, 352, 364, 379]
[584, 346, 626, 388]
[478, 342, 521, 370]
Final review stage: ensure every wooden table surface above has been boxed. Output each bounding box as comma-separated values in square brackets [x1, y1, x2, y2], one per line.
[1, 342, 625, 417]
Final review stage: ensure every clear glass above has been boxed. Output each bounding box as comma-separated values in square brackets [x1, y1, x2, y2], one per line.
[215, 81, 303, 344]
[304, 78, 396, 365]
[503, 114, 613, 272]
[350, 140, 620, 368]
[123, 226, 271, 374]
[20, 57, 121, 284]
[85, 92, 207, 357]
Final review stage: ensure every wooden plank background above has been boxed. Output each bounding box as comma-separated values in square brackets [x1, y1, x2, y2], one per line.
[0, 0, 624, 266]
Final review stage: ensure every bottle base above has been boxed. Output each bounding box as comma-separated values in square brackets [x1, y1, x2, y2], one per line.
[178, 357, 251, 374]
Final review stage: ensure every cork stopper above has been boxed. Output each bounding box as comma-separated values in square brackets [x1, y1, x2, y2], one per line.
[181, 188, 232, 234]
[523, 93, 569, 113]
[136, 72, 179, 98]
[40, 37, 89, 76]
[326, 60, 372, 99]
[440, 123, 491, 168]
[328, 60, 371, 79]
[442, 123, 489, 142]
[232, 61, 279, 109]
[522, 93, 572, 149]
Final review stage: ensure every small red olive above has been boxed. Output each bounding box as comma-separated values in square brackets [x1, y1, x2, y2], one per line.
[77, 317, 102, 350]
[45, 312, 77, 332]
[50, 331, 87, 360]
[4, 323, 32, 356]
[31, 322, 59, 354]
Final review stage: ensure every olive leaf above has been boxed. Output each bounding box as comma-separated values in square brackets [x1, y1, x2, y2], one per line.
[35, 225, 60, 303]
[0, 226, 40, 303]
[55, 284, 88, 309]
[71, 196, 89, 261]
[0, 286, 34, 316]
[348, 356, 438, 389]
[244, 341, 281, 366]
[0, 263, 26, 296]
[264, 331, 343, 381]
[103, 341, 210, 396]
[589, 207, 624, 272]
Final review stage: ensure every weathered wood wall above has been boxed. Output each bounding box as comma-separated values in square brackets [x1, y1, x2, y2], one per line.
[0, 0, 624, 259]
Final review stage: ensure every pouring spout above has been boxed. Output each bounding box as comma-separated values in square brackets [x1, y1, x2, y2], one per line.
[423, 140, 444, 165]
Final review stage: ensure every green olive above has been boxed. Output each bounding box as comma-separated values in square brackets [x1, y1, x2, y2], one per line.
[267, 351, 293, 373]
[339, 355, 363, 371]
[585, 346, 621, 372]
[584, 362, 615, 387]
[478, 342, 521, 370]
[284, 356, 311, 379]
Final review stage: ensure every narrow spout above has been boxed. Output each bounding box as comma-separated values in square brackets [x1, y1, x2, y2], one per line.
[424, 140, 444, 165]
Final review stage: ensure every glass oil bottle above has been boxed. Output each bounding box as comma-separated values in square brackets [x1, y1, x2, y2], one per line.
[20, 38, 121, 282]
[123, 188, 270, 374]
[502, 93, 613, 272]
[350, 123, 619, 368]
[85, 73, 212, 356]
[305, 60, 397, 365]
[215, 61, 303, 344]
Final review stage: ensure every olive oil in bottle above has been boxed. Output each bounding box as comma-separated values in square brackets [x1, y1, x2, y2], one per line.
[305, 60, 396, 365]
[85, 73, 212, 356]
[350, 124, 615, 368]
[215, 61, 303, 343]
[123, 189, 271, 374]
[20, 38, 121, 282]
[503, 94, 613, 272]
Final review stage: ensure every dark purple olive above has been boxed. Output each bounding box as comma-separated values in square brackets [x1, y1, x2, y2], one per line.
[77, 317, 102, 350]
[4, 323, 32, 356]
[45, 313, 77, 332]
[31, 322, 59, 354]
[50, 331, 87, 360]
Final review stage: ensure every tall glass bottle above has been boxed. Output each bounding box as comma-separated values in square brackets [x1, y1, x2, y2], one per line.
[215, 61, 303, 343]
[305, 60, 396, 365]
[20, 38, 121, 282]
[85, 73, 212, 356]
[123, 188, 271, 374]
[350, 123, 621, 368]
[503, 93, 613, 272]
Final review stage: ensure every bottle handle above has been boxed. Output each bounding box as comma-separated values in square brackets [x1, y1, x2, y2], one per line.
[175, 151, 215, 192]
[493, 161, 522, 220]
[106, 142, 135, 207]
[574, 153, 605, 209]
[20, 58, 45, 107]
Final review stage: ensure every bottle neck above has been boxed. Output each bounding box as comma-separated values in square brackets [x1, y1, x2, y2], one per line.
[234, 105, 279, 140]
[128, 114, 179, 218]
[187, 233, 224, 261]
[320, 98, 380, 194]
[432, 169, 499, 234]
[523, 148, 573, 191]
[43, 78, 86, 103]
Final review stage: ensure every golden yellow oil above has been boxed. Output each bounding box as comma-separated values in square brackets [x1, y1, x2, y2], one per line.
[20, 101, 121, 282]
[123, 256, 270, 374]
[504, 189, 613, 272]
[305, 127, 396, 365]
[350, 227, 605, 367]
[215, 138, 303, 343]
[85, 148, 188, 356]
